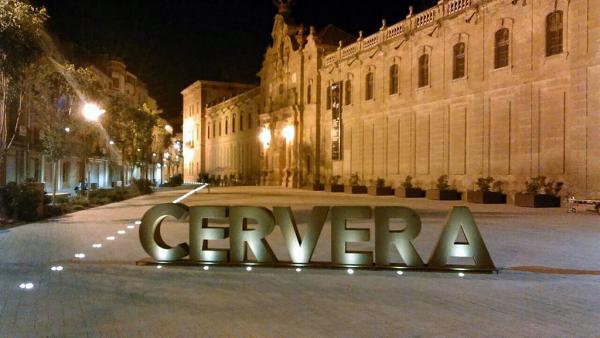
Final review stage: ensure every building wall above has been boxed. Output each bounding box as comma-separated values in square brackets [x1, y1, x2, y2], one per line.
[319, 0, 600, 196]
[181, 80, 256, 182]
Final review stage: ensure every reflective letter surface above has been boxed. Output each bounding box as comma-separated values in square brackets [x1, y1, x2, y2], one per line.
[273, 206, 329, 264]
[331, 206, 373, 266]
[374, 206, 424, 267]
[139, 203, 189, 262]
[428, 206, 495, 270]
[189, 206, 229, 263]
[230, 206, 277, 263]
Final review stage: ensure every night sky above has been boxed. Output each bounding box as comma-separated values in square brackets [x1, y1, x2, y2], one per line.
[34, 0, 437, 124]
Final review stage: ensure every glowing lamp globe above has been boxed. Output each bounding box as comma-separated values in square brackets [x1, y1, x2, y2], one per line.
[82, 103, 105, 122]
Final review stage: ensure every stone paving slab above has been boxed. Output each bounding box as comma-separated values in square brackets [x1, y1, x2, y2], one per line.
[0, 186, 599, 336]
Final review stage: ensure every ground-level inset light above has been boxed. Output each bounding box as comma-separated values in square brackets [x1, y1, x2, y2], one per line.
[64, 127, 71, 133]
[92, 243, 102, 248]
[117, 230, 126, 235]
[396, 270, 404, 276]
[19, 282, 34, 290]
[156, 265, 162, 269]
[246, 266, 252, 272]
[458, 272, 465, 278]
[203, 266, 209, 271]
[295, 268, 302, 272]
[109, 140, 115, 145]
[127, 225, 135, 229]
[347, 268, 354, 275]
[134, 220, 142, 225]
[74, 253, 85, 259]
[50, 265, 63, 271]
[106, 236, 115, 241]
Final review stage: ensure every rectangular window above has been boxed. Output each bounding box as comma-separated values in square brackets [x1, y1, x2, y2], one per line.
[418, 55, 429, 87]
[326, 85, 332, 109]
[389, 65, 399, 95]
[365, 72, 374, 100]
[344, 79, 352, 105]
[546, 11, 563, 56]
[494, 28, 510, 69]
[453, 43, 466, 79]
[62, 161, 69, 184]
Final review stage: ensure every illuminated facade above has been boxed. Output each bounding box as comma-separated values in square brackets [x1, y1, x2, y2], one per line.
[184, 0, 600, 197]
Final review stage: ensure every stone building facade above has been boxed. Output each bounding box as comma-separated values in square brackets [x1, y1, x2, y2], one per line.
[184, 0, 600, 197]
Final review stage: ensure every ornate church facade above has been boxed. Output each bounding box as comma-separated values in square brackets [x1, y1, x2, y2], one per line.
[182, 0, 600, 197]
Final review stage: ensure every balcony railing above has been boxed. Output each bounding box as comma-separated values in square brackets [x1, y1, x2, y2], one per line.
[323, 0, 478, 68]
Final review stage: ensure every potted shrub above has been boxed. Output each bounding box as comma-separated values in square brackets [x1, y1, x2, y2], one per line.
[466, 177, 507, 204]
[426, 175, 460, 200]
[395, 175, 426, 198]
[345, 173, 367, 194]
[368, 177, 394, 196]
[514, 176, 562, 208]
[309, 175, 324, 191]
[325, 175, 344, 192]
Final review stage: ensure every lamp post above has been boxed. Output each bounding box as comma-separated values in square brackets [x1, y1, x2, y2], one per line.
[259, 127, 271, 185]
[81, 102, 105, 194]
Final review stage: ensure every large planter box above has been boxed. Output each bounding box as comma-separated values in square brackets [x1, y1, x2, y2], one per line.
[514, 193, 561, 208]
[368, 186, 394, 196]
[345, 185, 368, 194]
[325, 184, 345, 193]
[395, 187, 426, 198]
[466, 190, 507, 204]
[426, 189, 461, 200]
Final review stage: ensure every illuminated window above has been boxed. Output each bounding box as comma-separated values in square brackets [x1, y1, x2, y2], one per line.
[389, 64, 399, 95]
[494, 28, 510, 69]
[453, 42, 466, 79]
[344, 79, 352, 105]
[546, 11, 563, 56]
[365, 72, 374, 100]
[418, 54, 429, 87]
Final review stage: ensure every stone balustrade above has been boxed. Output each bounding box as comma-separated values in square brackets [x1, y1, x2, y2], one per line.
[323, 0, 481, 68]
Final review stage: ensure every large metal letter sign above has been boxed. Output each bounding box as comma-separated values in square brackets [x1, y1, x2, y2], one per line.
[331, 82, 343, 161]
[331, 206, 373, 266]
[374, 206, 425, 267]
[427, 206, 496, 270]
[273, 206, 329, 264]
[140, 203, 189, 262]
[189, 206, 229, 262]
[229, 206, 277, 263]
[138, 203, 496, 273]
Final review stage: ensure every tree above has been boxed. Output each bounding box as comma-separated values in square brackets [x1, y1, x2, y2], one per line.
[104, 93, 137, 186]
[0, 0, 47, 183]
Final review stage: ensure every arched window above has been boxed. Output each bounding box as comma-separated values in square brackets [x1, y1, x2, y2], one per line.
[240, 115, 244, 131]
[418, 54, 429, 87]
[344, 79, 352, 105]
[306, 83, 312, 104]
[365, 72, 374, 100]
[494, 28, 510, 69]
[232, 114, 236, 133]
[326, 83, 332, 109]
[453, 42, 466, 79]
[546, 11, 563, 56]
[389, 64, 399, 95]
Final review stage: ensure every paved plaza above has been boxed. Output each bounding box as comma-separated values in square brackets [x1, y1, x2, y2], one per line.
[0, 186, 599, 337]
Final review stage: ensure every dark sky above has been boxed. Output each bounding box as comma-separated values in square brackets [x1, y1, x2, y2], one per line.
[34, 0, 437, 123]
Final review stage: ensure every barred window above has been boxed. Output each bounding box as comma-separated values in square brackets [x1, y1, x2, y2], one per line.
[494, 28, 510, 69]
[418, 54, 429, 87]
[546, 11, 563, 56]
[389, 64, 399, 95]
[344, 79, 352, 105]
[453, 42, 466, 79]
[365, 72, 374, 100]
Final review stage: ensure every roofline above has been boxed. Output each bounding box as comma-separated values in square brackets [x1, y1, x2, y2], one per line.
[181, 79, 256, 95]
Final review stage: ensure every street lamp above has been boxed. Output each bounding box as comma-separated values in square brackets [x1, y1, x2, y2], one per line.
[82, 103, 105, 122]
[259, 128, 271, 149]
[282, 124, 295, 143]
